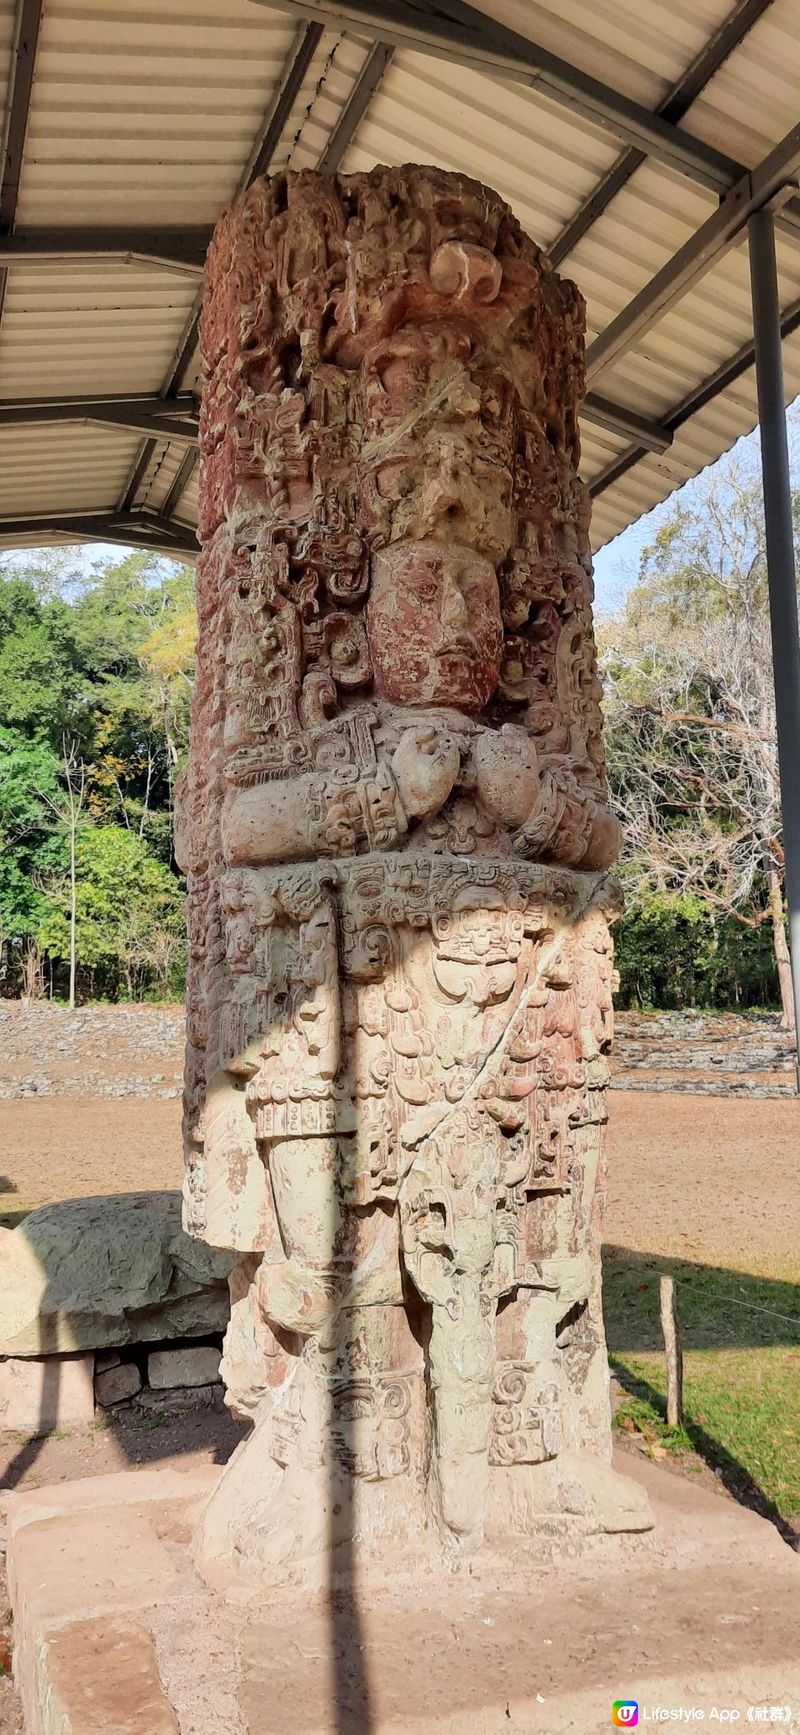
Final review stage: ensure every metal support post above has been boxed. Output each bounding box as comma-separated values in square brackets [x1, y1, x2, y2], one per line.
[748, 207, 800, 1082]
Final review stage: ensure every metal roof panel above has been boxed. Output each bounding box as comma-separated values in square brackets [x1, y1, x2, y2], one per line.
[1, 0, 799, 554]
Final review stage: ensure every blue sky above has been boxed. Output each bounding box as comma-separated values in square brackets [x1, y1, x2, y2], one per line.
[592, 398, 800, 617]
[592, 517, 655, 617]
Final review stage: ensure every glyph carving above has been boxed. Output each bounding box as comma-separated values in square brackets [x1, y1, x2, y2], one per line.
[183, 165, 651, 1585]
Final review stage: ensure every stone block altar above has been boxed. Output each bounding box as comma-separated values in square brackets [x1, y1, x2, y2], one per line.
[177, 162, 651, 1588]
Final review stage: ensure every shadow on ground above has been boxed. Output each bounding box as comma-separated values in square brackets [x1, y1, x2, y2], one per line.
[603, 1244, 800, 1549]
[0, 1390, 249, 1497]
[603, 1244, 800, 1351]
[0, 1174, 27, 1231]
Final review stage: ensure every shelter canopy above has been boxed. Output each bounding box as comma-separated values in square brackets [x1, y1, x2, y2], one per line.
[0, 0, 799, 559]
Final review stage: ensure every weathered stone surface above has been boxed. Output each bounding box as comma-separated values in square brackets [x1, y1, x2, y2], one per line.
[95, 1350, 121, 1374]
[613, 1008, 798, 1095]
[0, 1000, 184, 1101]
[0, 1191, 234, 1357]
[7, 1456, 800, 1735]
[95, 1362, 142, 1407]
[136, 1383, 223, 1414]
[148, 1347, 222, 1390]
[30, 1619, 180, 1735]
[183, 164, 650, 1587]
[6, 1467, 218, 1735]
[0, 1352, 95, 1432]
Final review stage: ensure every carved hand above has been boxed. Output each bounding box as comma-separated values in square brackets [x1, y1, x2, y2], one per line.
[581, 804, 621, 870]
[472, 725, 539, 829]
[391, 725, 460, 821]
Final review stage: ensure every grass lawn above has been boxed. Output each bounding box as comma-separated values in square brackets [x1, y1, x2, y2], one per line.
[602, 1250, 800, 1537]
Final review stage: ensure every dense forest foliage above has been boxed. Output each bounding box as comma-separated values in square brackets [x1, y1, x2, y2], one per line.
[0, 547, 194, 1000]
[0, 442, 794, 1010]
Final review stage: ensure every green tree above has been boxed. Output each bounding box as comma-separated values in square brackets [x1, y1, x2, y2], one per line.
[34, 740, 87, 1010]
[0, 580, 86, 742]
[37, 825, 185, 1000]
[139, 560, 196, 775]
[0, 729, 66, 995]
[71, 552, 195, 843]
[0, 547, 196, 1001]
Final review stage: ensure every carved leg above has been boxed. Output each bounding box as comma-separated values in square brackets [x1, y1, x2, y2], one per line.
[195, 1298, 427, 1591]
[486, 1270, 652, 1538]
[195, 1125, 427, 1589]
[428, 1281, 495, 1547]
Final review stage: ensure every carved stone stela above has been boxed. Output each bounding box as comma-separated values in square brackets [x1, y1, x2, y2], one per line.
[180, 164, 651, 1586]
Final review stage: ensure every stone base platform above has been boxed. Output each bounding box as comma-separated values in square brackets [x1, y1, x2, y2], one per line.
[7, 1454, 800, 1735]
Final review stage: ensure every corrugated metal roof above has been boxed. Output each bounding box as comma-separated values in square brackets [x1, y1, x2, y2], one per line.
[17, 0, 300, 225]
[343, 48, 625, 241]
[0, 0, 798, 560]
[0, 0, 15, 124]
[478, 0, 736, 107]
[0, 265, 198, 395]
[173, 462, 199, 529]
[274, 29, 375, 171]
[0, 422, 137, 515]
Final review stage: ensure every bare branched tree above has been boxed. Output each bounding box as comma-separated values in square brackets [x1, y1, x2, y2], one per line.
[601, 448, 799, 1028]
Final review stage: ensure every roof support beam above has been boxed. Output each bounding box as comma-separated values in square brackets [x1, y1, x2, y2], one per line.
[0, 385, 665, 460]
[0, 393, 198, 441]
[0, 0, 42, 230]
[0, 511, 198, 558]
[158, 449, 198, 522]
[0, 229, 209, 274]
[318, 40, 394, 172]
[247, 0, 743, 194]
[581, 393, 671, 454]
[669, 294, 800, 426]
[589, 290, 800, 501]
[549, 0, 776, 268]
[586, 121, 800, 385]
[0, 0, 44, 324]
[244, 21, 324, 184]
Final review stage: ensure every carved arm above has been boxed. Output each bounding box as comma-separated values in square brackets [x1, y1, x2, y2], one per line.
[472, 725, 619, 869]
[221, 725, 460, 867]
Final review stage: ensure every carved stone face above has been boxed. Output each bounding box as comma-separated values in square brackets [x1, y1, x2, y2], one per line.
[367, 540, 503, 713]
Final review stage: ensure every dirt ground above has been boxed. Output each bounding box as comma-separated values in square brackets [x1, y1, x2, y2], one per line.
[1, 1011, 798, 1732]
[1, 1098, 183, 1217]
[605, 1091, 800, 1281]
[3, 1090, 798, 1278]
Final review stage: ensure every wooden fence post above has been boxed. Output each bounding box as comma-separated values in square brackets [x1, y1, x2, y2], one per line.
[660, 1273, 683, 1427]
